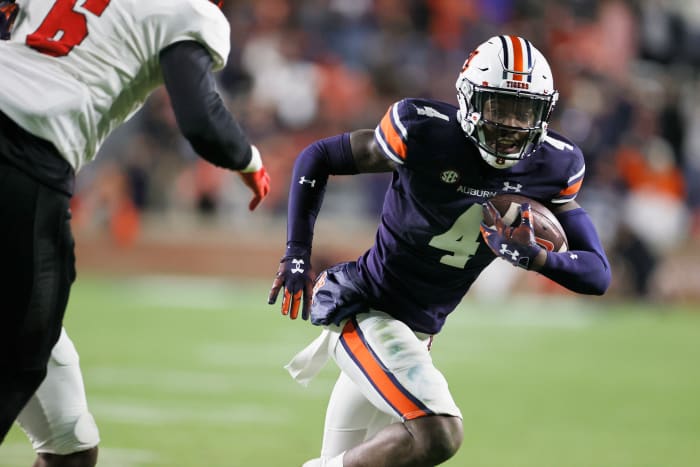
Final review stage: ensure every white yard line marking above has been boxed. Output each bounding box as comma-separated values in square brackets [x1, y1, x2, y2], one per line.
[0, 444, 160, 467]
[88, 398, 292, 425]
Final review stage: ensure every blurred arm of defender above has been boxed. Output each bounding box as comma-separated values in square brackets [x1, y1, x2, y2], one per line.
[159, 41, 270, 210]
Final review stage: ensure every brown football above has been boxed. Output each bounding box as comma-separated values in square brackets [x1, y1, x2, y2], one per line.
[483, 194, 568, 252]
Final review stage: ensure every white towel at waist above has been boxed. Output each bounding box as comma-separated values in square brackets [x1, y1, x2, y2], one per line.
[285, 328, 337, 387]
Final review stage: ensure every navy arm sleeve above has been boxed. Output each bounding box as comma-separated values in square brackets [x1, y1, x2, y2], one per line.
[286, 133, 358, 253]
[160, 41, 252, 171]
[539, 208, 612, 295]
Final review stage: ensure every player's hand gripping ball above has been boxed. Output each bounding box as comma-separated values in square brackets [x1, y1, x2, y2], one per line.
[483, 194, 569, 253]
[268, 247, 315, 320]
[480, 201, 543, 269]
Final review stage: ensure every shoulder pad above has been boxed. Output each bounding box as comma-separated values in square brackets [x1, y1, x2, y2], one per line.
[374, 98, 457, 165]
[544, 132, 586, 204]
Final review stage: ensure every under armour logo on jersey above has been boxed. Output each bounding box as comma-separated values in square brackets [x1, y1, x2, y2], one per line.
[569, 253, 579, 260]
[499, 244, 520, 262]
[502, 181, 522, 192]
[291, 258, 305, 273]
[299, 176, 316, 187]
[440, 170, 460, 184]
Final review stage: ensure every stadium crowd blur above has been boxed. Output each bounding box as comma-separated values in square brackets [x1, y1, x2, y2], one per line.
[72, 0, 700, 301]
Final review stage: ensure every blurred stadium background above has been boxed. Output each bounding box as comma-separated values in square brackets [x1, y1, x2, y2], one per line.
[53, 0, 700, 299]
[3, 0, 700, 465]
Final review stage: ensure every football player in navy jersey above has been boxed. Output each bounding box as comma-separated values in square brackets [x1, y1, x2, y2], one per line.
[269, 35, 611, 467]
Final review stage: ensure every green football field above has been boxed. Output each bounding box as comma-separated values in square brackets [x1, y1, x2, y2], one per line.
[2, 275, 699, 467]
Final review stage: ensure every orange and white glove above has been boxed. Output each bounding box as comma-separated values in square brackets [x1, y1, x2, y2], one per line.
[238, 145, 270, 211]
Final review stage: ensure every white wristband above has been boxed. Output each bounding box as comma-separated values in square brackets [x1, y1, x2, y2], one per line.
[241, 145, 263, 173]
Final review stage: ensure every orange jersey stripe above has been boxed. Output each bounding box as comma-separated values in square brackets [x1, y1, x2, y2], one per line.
[559, 178, 583, 197]
[379, 106, 408, 160]
[509, 35, 524, 81]
[341, 320, 429, 420]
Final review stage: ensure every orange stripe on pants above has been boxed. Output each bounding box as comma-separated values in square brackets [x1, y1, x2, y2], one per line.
[340, 319, 429, 420]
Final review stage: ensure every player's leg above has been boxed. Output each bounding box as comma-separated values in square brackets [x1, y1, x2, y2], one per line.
[17, 328, 99, 467]
[343, 415, 462, 467]
[31, 450, 98, 467]
[330, 312, 463, 467]
[0, 165, 75, 443]
[303, 372, 387, 466]
[314, 372, 398, 461]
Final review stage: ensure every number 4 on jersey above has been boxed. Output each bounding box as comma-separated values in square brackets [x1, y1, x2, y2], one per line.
[26, 0, 111, 57]
[428, 204, 483, 269]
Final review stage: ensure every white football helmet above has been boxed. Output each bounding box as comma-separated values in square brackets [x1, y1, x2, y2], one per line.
[456, 35, 559, 169]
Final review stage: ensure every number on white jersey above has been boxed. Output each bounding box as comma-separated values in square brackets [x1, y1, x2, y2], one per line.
[26, 0, 111, 57]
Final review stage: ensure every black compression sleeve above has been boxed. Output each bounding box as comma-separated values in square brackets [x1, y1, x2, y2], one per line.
[287, 133, 357, 250]
[160, 41, 252, 170]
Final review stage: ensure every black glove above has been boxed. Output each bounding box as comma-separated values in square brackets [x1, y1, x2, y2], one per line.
[267, 245, 315, 320]
[0, 0, 18, 40]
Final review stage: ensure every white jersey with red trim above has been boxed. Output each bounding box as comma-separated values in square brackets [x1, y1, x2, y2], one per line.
[0, 0, 230, 171]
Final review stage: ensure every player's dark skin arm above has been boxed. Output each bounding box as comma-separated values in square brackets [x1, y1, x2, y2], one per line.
[348, 129, 397, 173]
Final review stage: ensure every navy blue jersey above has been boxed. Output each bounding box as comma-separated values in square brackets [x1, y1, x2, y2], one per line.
[356, 98, 585, 334]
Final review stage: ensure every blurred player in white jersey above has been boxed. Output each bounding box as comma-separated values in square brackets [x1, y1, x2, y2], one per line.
[0, 1, 270, 465]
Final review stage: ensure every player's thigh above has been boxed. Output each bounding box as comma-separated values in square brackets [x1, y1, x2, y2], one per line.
[324, 372, 383, 432]
[16, 329, 99, 455]
[0, 165, 75, 369]
[331, 310, 461, 421]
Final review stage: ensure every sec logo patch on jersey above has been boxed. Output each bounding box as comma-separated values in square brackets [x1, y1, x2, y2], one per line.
[440, 170, 460, 184]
